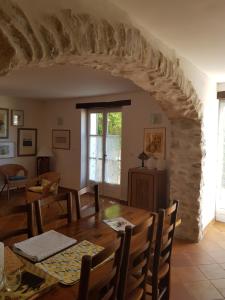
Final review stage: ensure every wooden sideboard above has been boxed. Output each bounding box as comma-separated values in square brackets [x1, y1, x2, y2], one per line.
[128, 167, 167, 211]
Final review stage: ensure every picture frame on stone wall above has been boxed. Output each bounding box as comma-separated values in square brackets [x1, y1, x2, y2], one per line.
[0, 108, 9, 139]
[0, 142, 15, 158]
[144, 127, 166, 159]
[17, 128, 37, 156]
[11, 109, 24, 126]
[52, 129, 70, 150]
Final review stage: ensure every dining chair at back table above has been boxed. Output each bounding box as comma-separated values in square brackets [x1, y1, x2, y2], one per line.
[75, 184, 100, 219]
[35, 192, 73, 234]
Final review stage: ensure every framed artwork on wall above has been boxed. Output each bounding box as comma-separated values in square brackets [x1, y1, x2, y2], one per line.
[17, 128, 37, 156]
[52, 129, 70, 150]
[0, 142, 15, 158]
[0, 108, 9, 139]
[11, 109, 24, 126]
[144, 127, 166, 159]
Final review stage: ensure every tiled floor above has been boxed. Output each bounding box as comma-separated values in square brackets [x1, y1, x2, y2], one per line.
[171, 222, 225, 300]
[2, 190, 225, 299]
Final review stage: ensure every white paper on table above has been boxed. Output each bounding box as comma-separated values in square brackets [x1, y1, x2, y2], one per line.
[13, 230, 77, 262]
[103, 217, 134, 231]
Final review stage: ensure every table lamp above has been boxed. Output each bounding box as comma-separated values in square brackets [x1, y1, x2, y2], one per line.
[138, 151, 149, 168]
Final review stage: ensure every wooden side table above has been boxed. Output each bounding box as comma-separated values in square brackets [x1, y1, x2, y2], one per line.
[128, 167, 167, 211]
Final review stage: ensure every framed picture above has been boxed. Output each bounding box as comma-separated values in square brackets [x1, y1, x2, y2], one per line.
[17, 128, 37, 156]
[11, 109, 24, 126]
[144, 127, 166, 159]
[0, 108, 9, 139]
[52, 129, 70, 150]
[0, 142, 15, 158]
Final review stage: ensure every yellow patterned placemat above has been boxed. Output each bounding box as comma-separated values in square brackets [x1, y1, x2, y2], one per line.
[0, 256, 58, 300]
[36, 240, 104, 285]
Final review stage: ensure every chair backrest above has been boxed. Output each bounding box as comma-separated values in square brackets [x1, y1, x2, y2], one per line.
[151, 200, 179, 298]
[0, 202, 34, 244]
[78, 231, 124, 300]
[118, 215, 155, 300]
[75, 184, 99, 219]
[0, 164, 28, 179]
[35, 192, 73, 234]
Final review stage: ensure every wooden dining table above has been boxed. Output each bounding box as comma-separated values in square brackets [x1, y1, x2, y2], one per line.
[22, 199, 151, 299]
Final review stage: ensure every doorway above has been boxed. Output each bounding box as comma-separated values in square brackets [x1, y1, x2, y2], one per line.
[87, 109, 122, 199]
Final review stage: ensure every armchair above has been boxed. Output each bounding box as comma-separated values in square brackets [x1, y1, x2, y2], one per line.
[0, 164, 28, 201]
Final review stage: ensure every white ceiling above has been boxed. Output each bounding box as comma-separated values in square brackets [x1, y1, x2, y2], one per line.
[111, 0, 225, 82]
[0, 65, 141, 99]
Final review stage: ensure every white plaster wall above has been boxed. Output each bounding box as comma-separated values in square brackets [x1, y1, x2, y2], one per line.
[0, 97, 45, 182]
[42, 99, 82, 190]
[43, 91, 171, 200]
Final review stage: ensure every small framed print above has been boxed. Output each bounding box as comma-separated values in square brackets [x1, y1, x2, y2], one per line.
[11, 109, 24, 126]
[0, 108, 9, 139]
[52, 129, 70, 150]
[0, 142, 15, 158]
[144, 127, 166, 159]
[17, 128, 37, 156]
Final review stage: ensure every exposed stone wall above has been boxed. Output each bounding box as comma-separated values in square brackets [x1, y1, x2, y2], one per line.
[0, 0, 203, 241]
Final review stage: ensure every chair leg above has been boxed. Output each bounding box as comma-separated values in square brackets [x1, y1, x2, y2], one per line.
[0, 183, 6, 195]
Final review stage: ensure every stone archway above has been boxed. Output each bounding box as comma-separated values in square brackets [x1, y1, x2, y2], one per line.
[0, 0, 203, 241]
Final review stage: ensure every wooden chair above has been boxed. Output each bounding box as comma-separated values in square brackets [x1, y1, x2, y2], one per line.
[75, 184, 100, 219]
[146, 200, 179, 300]
[35, 192, 73, 234]
[78, 231, 124, 300]
[0, 164, 28, 201]
[118, 215, 155, 300]
[0, 202, 34, 244]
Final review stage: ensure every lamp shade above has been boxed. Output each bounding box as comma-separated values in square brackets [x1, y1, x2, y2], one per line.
[37, 146, 53, 157]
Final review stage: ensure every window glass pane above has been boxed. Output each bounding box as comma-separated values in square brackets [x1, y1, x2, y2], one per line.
[106, 135, 121, 160]
[89, 136, 102, 159]
[107, 112, 122, 135]
[105, 160, 121, 184]
[105, 111, 122, 185]
[89, 158, 102, 182]
[90, 113, 103, 135]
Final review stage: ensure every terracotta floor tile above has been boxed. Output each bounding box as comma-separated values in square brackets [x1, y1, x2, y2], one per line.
[211, 279, 225, 297]
[172, 266, 206, 283]
[209, 251, 225, 264]
[170, 282, 195, 300]
[199, 264, 225, 280]
[184, 281, 224, 300]
[184, 251, 216, 265]
[171, 253, 194, 267]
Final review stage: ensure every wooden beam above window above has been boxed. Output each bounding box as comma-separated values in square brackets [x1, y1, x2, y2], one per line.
[76, 100, 131, 109]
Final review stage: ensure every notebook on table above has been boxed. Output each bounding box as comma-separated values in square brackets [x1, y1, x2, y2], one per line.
[13, 230, 77, 263]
